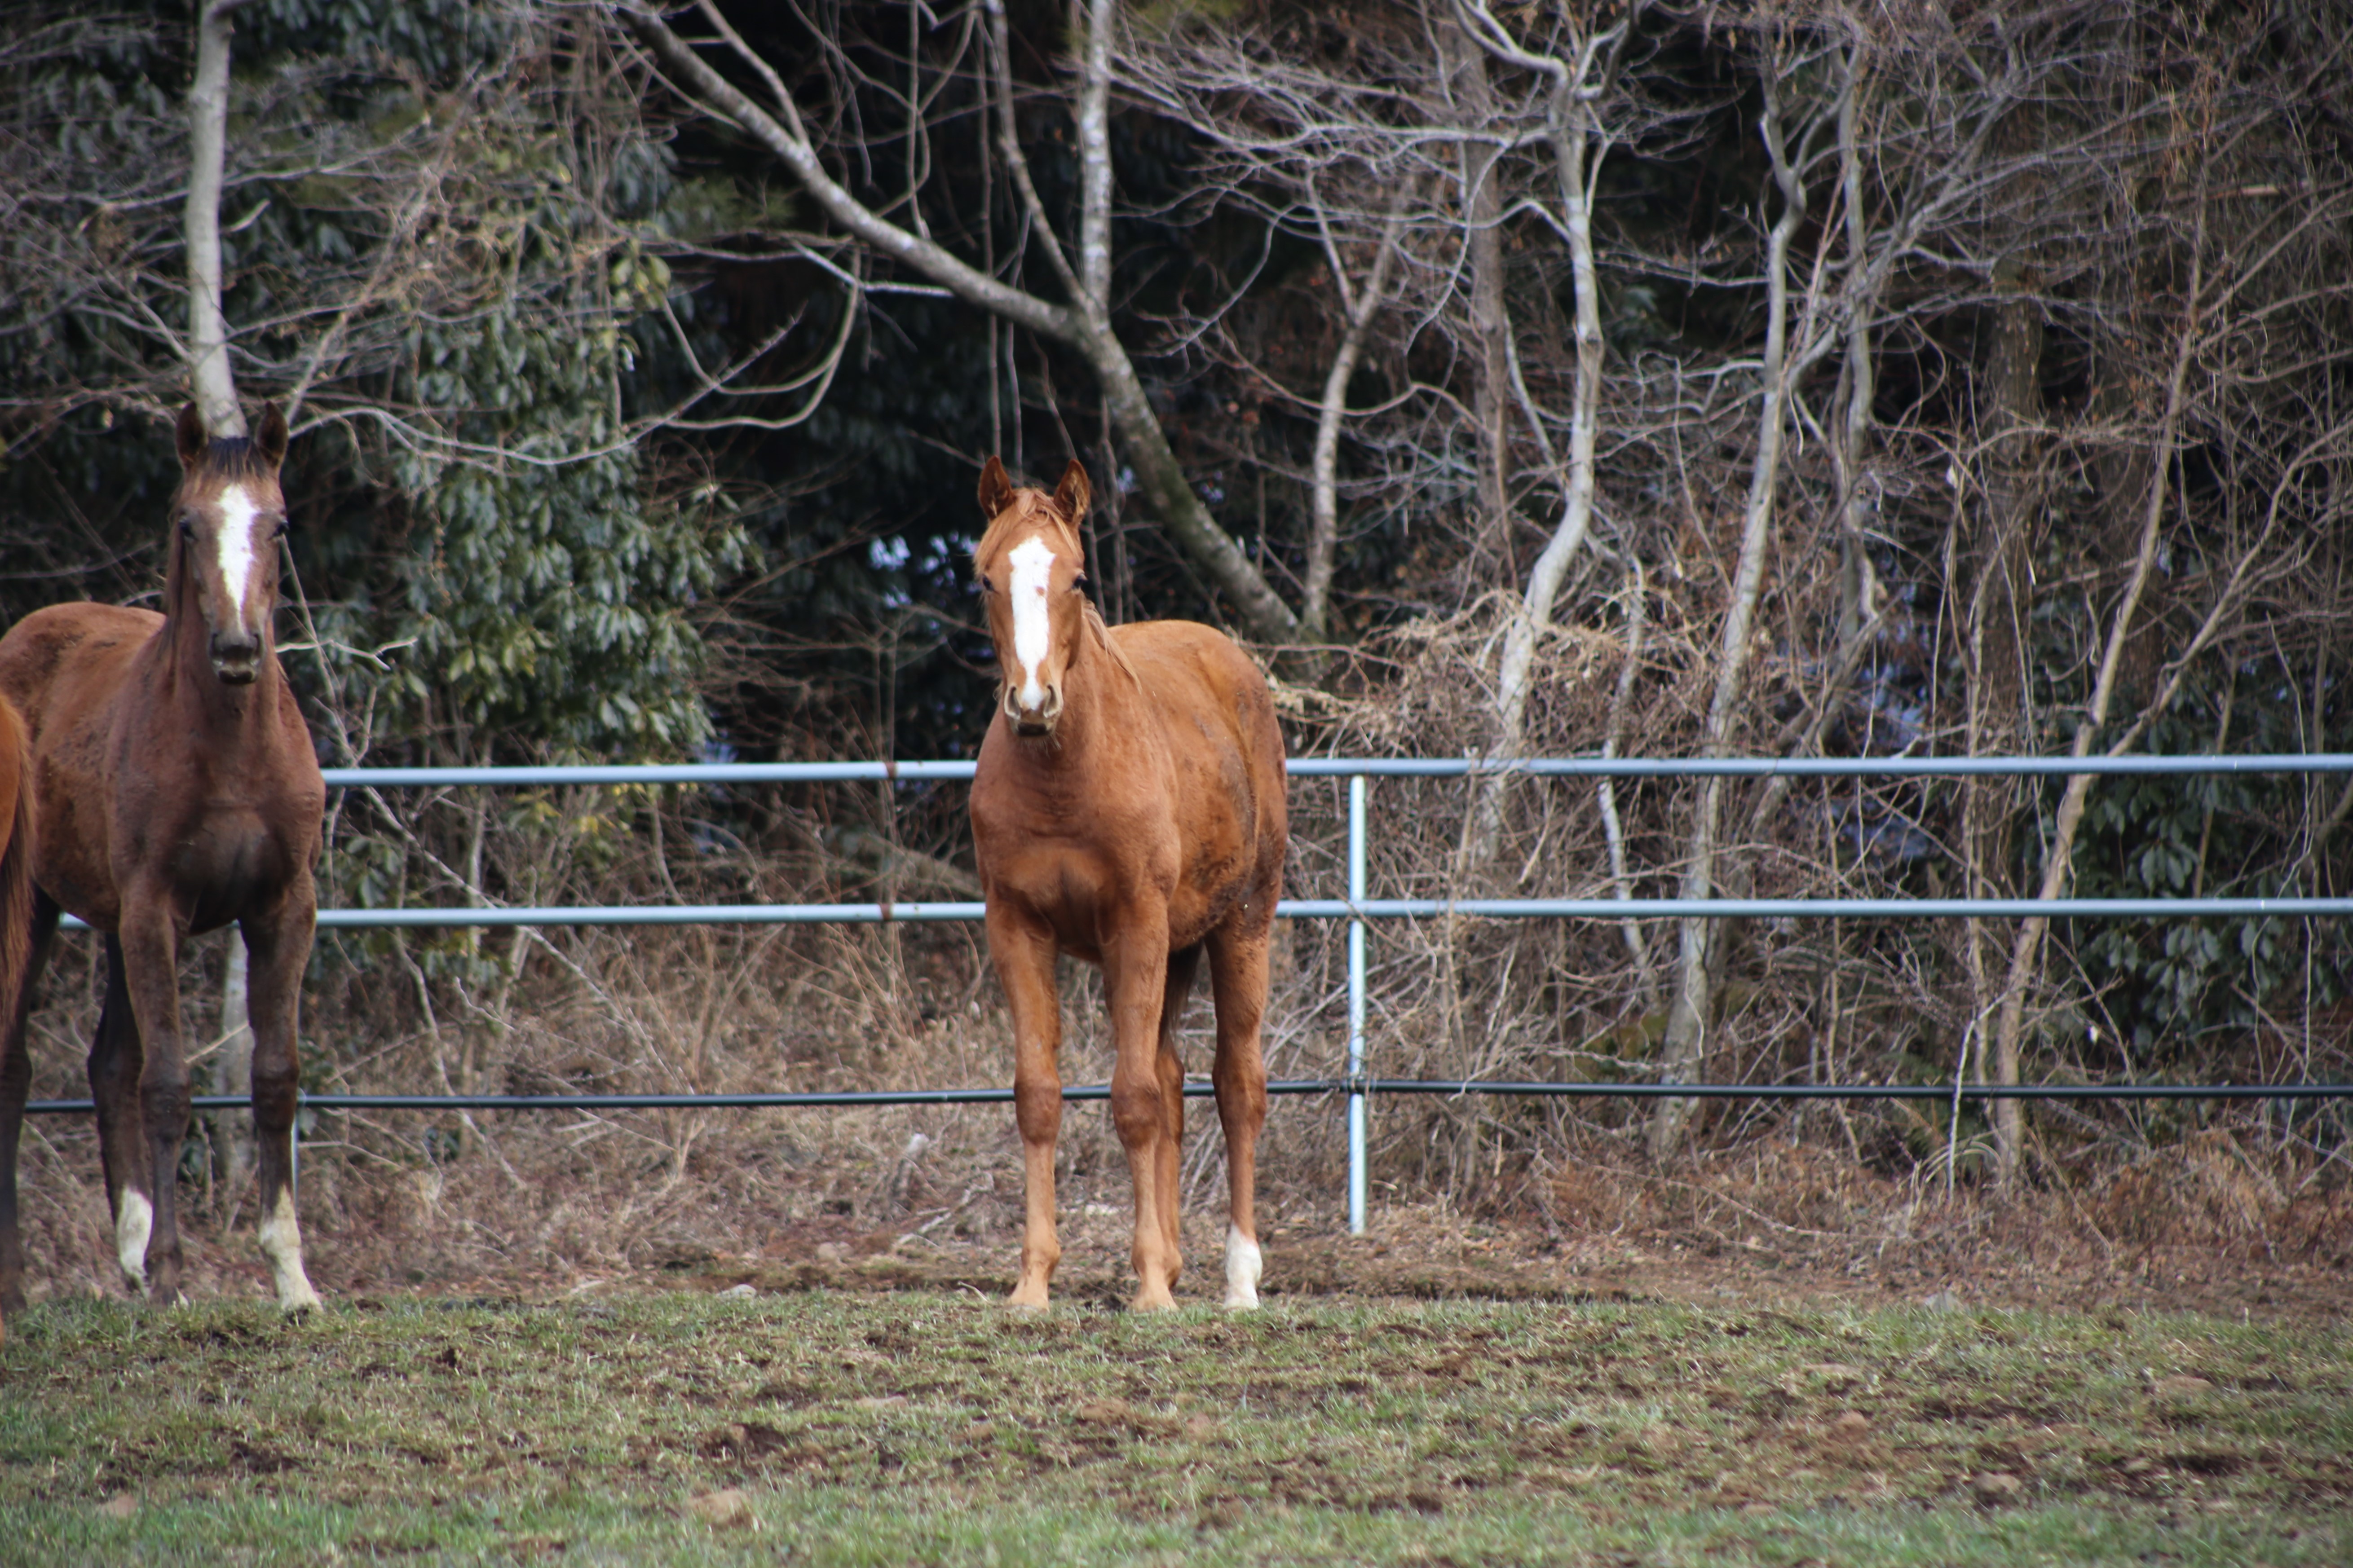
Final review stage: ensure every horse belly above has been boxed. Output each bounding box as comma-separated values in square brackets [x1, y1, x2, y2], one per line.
[1165, 771, 1263, 947]
[1166, 876, 1246, 951]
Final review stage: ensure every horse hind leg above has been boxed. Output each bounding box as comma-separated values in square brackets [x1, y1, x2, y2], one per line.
[1207, 917, 1272, 1310]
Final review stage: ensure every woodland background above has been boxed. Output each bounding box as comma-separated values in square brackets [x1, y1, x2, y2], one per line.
[1, 0, 2349, 1293]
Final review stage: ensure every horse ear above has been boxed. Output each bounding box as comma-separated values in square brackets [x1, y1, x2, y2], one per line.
[254, 402, 289, 469]
[977, 455, 1014, 517]
[1052, 459, 1091, 523]
[176, 403, 207, 468]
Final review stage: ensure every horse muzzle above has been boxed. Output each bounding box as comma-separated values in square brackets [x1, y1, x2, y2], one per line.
[210, 634, 260, 685]
[1007, 684, 1063, 737]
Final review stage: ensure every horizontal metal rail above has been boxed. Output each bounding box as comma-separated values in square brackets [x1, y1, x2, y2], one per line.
[288, 894, 2353, 926]
[35, 755, 2352, 1228]
[315, 753, 2353, 787]
[58, 894, 2353, 935]
[26, 1080, 2353, 1115]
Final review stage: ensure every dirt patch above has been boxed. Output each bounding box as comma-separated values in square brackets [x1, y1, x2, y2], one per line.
[619, 1196, 2353, 1329]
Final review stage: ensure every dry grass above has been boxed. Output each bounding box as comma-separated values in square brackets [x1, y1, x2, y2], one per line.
[6, 737, 2349, 1322]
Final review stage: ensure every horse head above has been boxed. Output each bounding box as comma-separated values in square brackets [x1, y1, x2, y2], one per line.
[975, 456, 1092, 737]
[172, 402, 290, 686]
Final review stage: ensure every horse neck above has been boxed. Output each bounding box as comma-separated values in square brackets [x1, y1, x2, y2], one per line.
[1028, 617, 1141, 771]
[157, 536, 288, 739]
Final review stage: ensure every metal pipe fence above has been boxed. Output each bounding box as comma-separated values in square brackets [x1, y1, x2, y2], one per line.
[27, 1082, 2349, 1115]
[28, 754, 2353, 1233]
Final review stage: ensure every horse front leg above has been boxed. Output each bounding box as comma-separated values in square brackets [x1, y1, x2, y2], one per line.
[1155, 946, 1201, 1294]
[1105, 916, 1177, 1310]
[112, 898, 191, 1305]
[243, 896, 320, 1313]
[988, 904, 1063, 1309]
[1207, 914, 1272, 1309]
[0, 891, 59, 1327]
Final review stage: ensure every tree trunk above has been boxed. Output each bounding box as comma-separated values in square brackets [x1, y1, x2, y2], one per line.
[1303, 178, 1417, 643]
[1985, 241, 2206, 1183]
[1968, 75, 2053, 1183]
[1650, 68, 1807, 1160]
[188, 0, 256, 1190]
[1449, 23, 1514, 578]
[185, 0, 245, 438]
[1970, 251, 2044, 1182]
[212, 938, 256, 1208]
[1466, 77, 1607, 868]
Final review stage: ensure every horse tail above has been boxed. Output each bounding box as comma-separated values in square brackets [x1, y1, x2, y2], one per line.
[0, 699, 31, 1056]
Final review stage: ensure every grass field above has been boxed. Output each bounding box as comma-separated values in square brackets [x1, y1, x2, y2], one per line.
[2, 1284, 2348, 1565]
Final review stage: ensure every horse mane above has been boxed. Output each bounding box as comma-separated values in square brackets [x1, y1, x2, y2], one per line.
[177, 437, 281, 493]
[1081, 599, 1143, 690]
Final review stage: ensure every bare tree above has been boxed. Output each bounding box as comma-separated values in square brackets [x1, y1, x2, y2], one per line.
[1648, 46, 1826, 1156]
[1453, 0, 1638, 868]
[614, 0, 1304, 644]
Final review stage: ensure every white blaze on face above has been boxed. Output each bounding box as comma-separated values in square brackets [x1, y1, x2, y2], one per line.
[214, 483, 262, 639]
[115, 1189, 154, 1291]
[1007, 535, 1058, 711]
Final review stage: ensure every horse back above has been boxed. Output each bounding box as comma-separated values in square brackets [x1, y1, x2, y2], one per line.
[0, 602, 163, 740]
[1109, 620, 1287, 918]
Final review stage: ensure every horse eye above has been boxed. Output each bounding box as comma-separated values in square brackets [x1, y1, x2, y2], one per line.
[979, 575, 994, 593]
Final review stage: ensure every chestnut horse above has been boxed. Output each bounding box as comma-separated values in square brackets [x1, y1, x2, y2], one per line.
[0, 402, 324, 1322]
[969, 457, 1286, 1311]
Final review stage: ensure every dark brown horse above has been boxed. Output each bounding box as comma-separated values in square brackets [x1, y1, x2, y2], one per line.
[0, 696, 31, 1343]
[0, 402, 325, 1321]
[969, 457, 1286, 1311]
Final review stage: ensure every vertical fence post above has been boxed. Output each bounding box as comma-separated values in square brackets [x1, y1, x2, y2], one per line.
[1347, 772, 1368, 1235]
